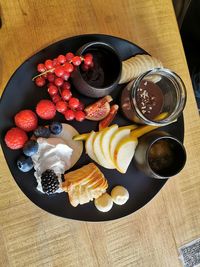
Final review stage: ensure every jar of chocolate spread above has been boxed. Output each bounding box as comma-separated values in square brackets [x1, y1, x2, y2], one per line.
[121, 68, 187, 125]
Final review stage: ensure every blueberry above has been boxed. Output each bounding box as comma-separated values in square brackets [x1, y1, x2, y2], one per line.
[49, 122, 62, 135]
[17, 155, 33, 172]
[23, 140, 39, 156]
[34, 126, 50, 138]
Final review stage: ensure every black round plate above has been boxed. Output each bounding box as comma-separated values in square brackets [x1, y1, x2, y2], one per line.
[0, 34, 184, 221]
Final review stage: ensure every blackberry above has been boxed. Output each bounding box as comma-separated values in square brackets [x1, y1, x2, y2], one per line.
[41, 169, 59, 194]
[34, 126, 51, 138]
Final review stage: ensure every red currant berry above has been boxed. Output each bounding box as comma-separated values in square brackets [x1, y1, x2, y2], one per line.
[37, 63, 46, 73]
[54, 77, 64, 87]
[52, 58, 59, 67]
[61, 89, 72, 101]
[64, 109, 75, 120]
[56, 101, 68, 113]
[68, 97, 80, 109]
[66, 52, 74, 62]
[62, 81, 71, 90]
[72, 56, 82, 66]
[52, 94, 61, 103]
[61, 72, 70, 81]
[76, 101, 85, 111]
[63, 62, 74, 73]
[48, 85, 58, 96]
[45, 59, 53, 70]
[35, 76, 46, 87]
[81, 64, 90, 72]
[47, 73, 55, 82]
[75, 111, 85, 122]
[54, 66, 64, 77]
[84, 53, 93, 66]
[57, 54, 66, 64]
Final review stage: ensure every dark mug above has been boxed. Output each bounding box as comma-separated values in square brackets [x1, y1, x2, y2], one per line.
[134, 131, 186, 179]
[71, 41, 122, 98]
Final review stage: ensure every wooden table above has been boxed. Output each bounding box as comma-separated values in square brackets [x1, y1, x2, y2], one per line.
[0, 1, 200, 266]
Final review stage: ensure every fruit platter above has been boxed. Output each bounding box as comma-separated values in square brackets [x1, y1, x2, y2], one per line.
[0, 34, 186, 221]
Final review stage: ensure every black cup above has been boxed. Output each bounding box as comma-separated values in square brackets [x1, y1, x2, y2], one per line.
[71, 41, 122, 98]
[134, 131, 186, 179]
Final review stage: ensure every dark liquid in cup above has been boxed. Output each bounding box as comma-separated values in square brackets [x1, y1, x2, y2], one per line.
[80, 49, 119, 88]
[148, 140, 174, 173]
[136, 80, 164, 120]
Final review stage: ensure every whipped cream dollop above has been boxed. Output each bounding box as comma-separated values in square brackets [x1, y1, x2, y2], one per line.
[32, 137, 73, 193]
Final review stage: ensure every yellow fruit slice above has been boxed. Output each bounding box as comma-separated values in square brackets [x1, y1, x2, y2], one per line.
[73, 133, 89, 141]
[93, 131, 115, 169]
[100, 124, 118, 167]
[114, 136, 138, 173]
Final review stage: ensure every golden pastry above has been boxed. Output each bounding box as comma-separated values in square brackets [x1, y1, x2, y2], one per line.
[62, 163, 108, 207]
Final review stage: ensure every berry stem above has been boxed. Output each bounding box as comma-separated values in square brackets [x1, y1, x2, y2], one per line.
[32, 68, 55, 81]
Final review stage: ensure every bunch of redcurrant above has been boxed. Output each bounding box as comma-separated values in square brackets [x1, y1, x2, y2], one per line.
[33, 52, 93, 122]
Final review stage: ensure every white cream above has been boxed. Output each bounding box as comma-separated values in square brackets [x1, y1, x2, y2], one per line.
[32, 137, 73, 193]
[111, 186, 129, 205]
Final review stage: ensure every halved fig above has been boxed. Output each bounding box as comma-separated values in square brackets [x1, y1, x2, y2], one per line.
[99, 104, 119, 130]
[84, 95, 113, 121]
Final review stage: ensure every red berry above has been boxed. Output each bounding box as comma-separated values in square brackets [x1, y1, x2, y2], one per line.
[66, 52, 74, 62]
[56, 101, 68, 113]
[35, 76, 46, 87]
[68, 97, 80, 109]
[72, 56, 82, 66]
[81, 64, 90, 72]
[45, 59, 53, 70]
[75, 111, 85, 122]
[5, 127, 28, 150]
[48, 85, 58, 96]
[47, 73, 55, 82]
[63, 62, 74, 73]
[37, 63, 46, 73]
[64, 109, 75, 120]
[90, 62, 94, 68]
[61, 72, 70, 81]
[57, 54, 66, 64]
[14, 110, 38, 132]
[54, 77, 64, 87]
[52, 94, 61, 103]
[54, 66, 64, 77]
[36, 100, 56, 120]
[52, 58, 59, 67]
[61, 89, 72, 101]
[76, 101, 85, 111]
[84, 53, 93, 66]
[62, 81, 71, 90]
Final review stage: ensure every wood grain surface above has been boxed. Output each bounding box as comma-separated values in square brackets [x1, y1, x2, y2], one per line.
[0, 1, 200, 266]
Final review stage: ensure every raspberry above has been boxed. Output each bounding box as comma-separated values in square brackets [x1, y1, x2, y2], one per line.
[5, 127, 28, 150]
[14, 110, 38, 132]
[36, 100, 56, 120]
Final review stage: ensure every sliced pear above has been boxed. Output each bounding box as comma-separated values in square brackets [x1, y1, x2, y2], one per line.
[114, 136, 138, 173]
[100, 124, 118, 166]
[110, 127, 132, 164]
[93, 131, 115, 169]
[85, 131, 99, 164]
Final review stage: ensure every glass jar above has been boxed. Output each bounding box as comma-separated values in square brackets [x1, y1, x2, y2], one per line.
[121, 68, 187, 125]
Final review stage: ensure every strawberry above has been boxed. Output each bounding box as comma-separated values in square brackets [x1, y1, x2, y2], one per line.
[14, 110, 38, 132]
[5, 127, 28, 150]
[36, 100, 56, 120]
